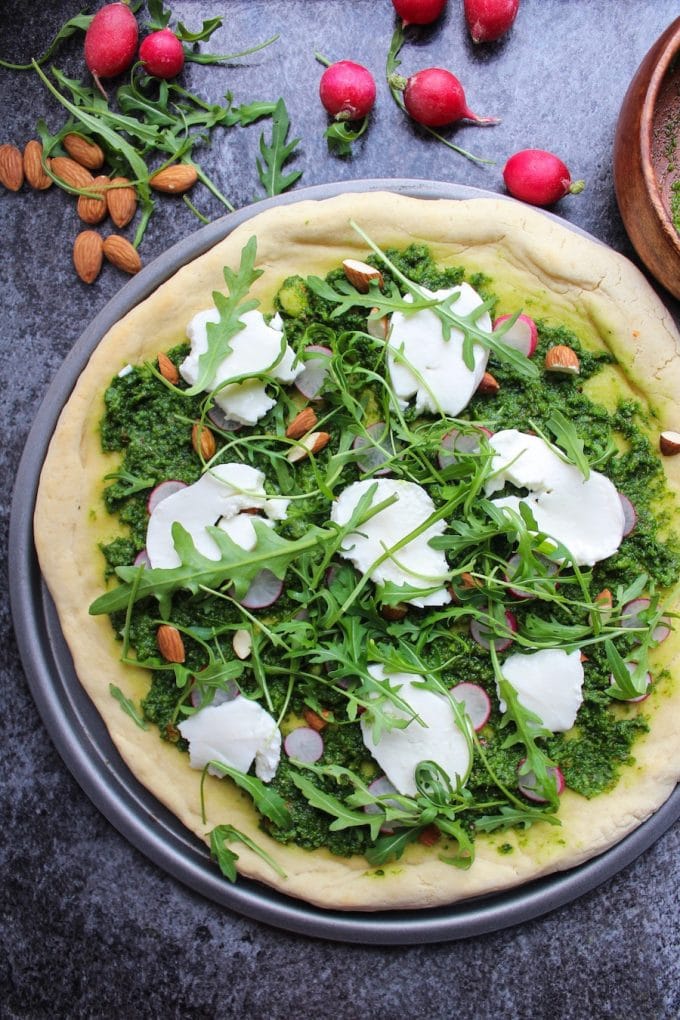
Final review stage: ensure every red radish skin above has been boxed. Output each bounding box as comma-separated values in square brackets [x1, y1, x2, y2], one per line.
[401, 68, 499, 128]
[319, 61, 377, 121]
[503, 149, 585, 207]
[464, 0, 520, 43]
[84, 3, 138, 95]
[139, 28, 185, 80]
[392, 0, 447, 25]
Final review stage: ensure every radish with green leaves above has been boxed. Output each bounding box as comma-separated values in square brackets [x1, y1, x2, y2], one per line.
[319, 60, 376, 120]
[139, 28, 185, 80]
[503, 149, 585, 207]
[84, 3, 138, 95]
[464, 0, 520, 43]
[391, 0, 447, 25]
[400, 68, 499, 128]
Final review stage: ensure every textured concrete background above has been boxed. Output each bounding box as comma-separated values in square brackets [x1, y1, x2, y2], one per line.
[2, 2, 679, 1017]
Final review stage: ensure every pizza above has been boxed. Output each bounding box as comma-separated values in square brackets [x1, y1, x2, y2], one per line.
[33, 192, 680, 911]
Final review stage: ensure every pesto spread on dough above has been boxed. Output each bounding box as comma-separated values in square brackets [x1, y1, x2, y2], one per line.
[91, 237, 679, 876]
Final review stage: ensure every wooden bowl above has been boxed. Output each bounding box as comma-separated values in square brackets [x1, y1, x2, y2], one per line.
[614, 17, 680, 299]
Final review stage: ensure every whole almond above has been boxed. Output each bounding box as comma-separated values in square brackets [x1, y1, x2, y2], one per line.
[149, 164, 198, 194]
[157, 624, 185, 663]
[303, 707, 329, 732]
[544, 344, 580, 375]
[477, 371, 500, 395]
[107, 176, 137, 228]
[191, 422, 216, 460]
[380, 603, 408, 621]
[73, 230, 104, 284]
[660, 430, 680, 456]
[342, 258, 383, 293]
[51, 155, 94, 190]
[23, 141, 52, 190]
[63, 132, 105, 170]
[0, 143, 24, 191]
[286, 431, 331, 463]
[77, 174, 110, 225]
[158, 351, 180, 384]
[103, 234, 142, 275]
[285, 407, 318, 439]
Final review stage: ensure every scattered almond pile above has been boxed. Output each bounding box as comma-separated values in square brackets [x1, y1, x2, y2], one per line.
[0, 135, 197, 284]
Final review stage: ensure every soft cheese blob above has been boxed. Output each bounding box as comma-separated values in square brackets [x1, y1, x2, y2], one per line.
[178, 698, 281, 781]
[496, 648, 584, 732]
[330, 478, 451, 606]
[180, 308, 303, 425]
[360, 666, 471, 796]
[386, 282, 490, 416]
[146, 463, 288, 569]
[484, 429, 625, 566]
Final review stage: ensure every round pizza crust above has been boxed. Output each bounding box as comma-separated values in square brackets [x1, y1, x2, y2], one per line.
[34, 193, 680, 910]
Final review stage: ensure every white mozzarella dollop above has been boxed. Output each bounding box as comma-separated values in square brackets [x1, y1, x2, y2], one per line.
[146, 463, 288, 569]
[484, 429, 625, 566]
[180, 308, 303, 425]
[178, 698, 281, 781]
[330, 478, 451, 607]
[360, 666, 471, 796]
[386, 283, 490, 416]
[496, 648, 584, 732]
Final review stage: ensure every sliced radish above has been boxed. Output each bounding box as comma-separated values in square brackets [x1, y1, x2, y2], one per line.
[240, 570, 283, 610]
[493, 313, 538, 358]
[294, 345, 332, 400]
[618, 492, 637, 537]
[517, 761, 565, 802]
[470, 610, 517, 651]
[133, 549, 150, 568]
[207, 406, 243, 432]
[621, 597, 671, 645]
[147, 479, 188, 515]
[609, 661, 652, 702]
[365, 775, 402, 834]
[284, 726, 324, 762]
[450, 682, 491, 731]
[353, 422, 396, 475]
[621, 597, 651, 630]
[438, 426, 493, 469]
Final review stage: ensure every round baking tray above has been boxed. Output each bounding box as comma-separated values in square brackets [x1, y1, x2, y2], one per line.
[10, 178, 680, 944]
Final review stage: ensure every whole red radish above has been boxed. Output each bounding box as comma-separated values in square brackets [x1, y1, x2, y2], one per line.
[503, 149, 585, 206]
[464, 0, 519, 43]
[392, 0, 447, 25]
[84, 3, 138, 93]
[139, 28, 185, 79]
[319, 60, 376, 120]
[402, 68, 498, 127]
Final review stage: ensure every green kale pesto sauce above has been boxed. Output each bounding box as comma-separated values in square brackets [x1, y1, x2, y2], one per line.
[98, 243, 679, 860]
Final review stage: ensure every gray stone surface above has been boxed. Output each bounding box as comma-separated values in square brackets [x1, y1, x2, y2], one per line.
[1, 2, 679, 1017]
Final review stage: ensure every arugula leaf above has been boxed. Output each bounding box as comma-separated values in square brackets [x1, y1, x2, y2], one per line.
[364, 827, 421, 866]
[475, 805, 560, 832]
[325, 117, 369, 156]
[256, 98, 302, 197]
[184, 35, 280, 65]
[182, 236, 263, 396]
[209, 824, 287, 882]
[604, 640, 649, 701]
[89, 519, 328, 617]
[103, 469, 155, 497]
[205, 764, 292, 829]
[534, 411, 591, 480]
[0, 12, 92, 70]
[177, 17, 223, 43]
[108, 684, 149, 730]
[290, 772, 384, 840]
